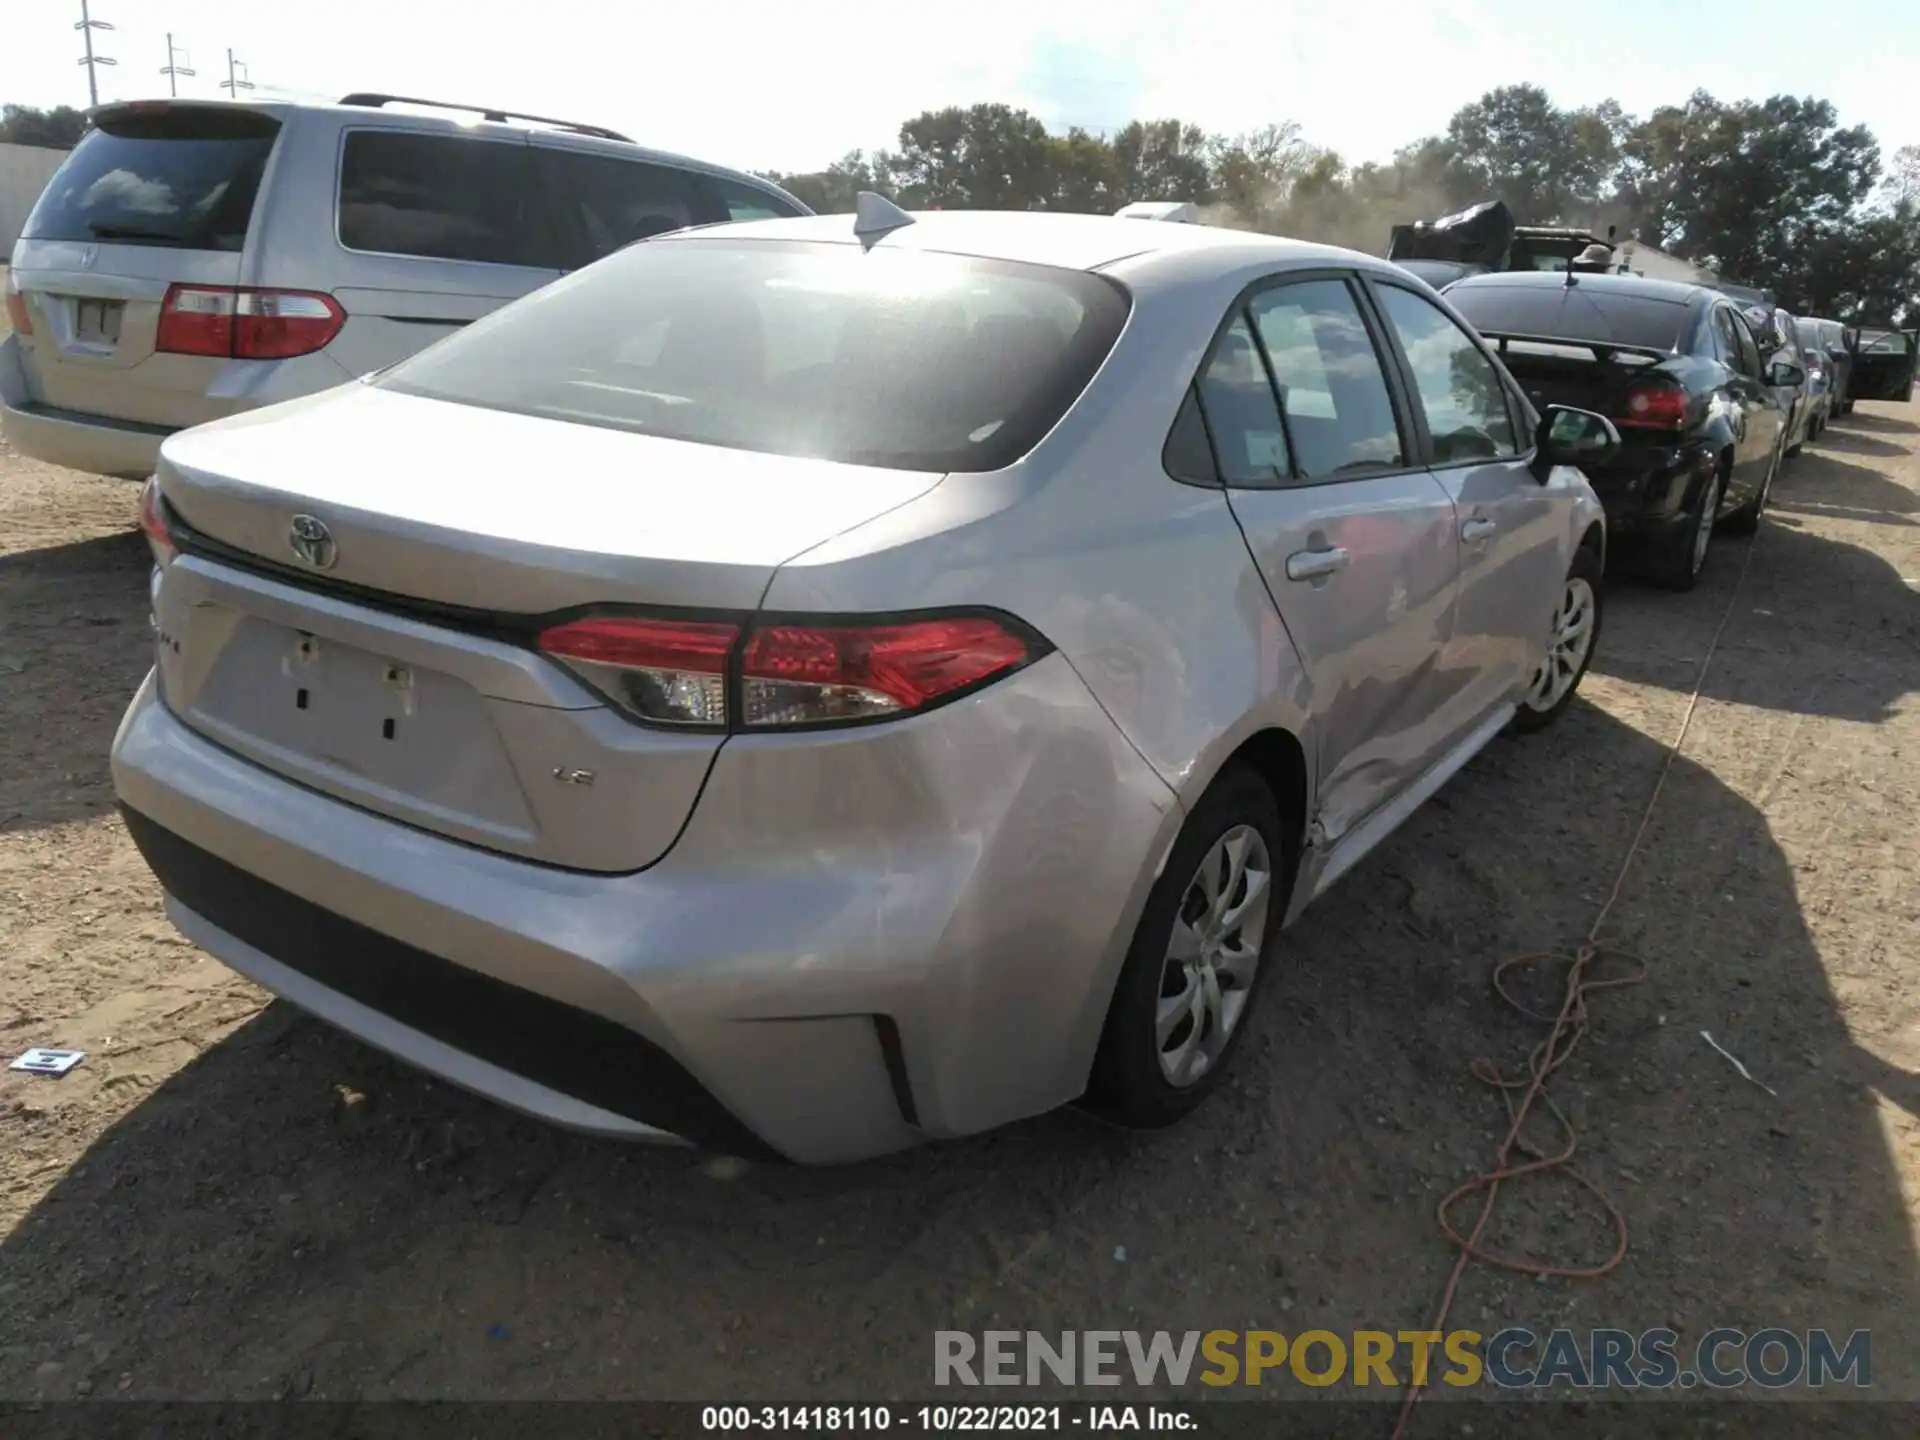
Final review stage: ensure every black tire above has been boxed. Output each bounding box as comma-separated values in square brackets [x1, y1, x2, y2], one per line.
[1656, 466, 1725, 591]
[1084, 765, 1291, 1129]
[1509, 545, 1604, 735]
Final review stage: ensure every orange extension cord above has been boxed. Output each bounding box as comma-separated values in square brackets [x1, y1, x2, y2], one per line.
[1390, 527, 1765, 1439]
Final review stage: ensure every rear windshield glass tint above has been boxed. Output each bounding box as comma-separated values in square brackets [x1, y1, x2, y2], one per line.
[23, 107, 279, 252]
[374, 238, 1132, 473]
[1445, 282, 1688, 352]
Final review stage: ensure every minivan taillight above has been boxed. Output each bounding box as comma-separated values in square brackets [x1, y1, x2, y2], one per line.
[156, 285, 346, 360]
[535, 612, 1041, 730]
[1616, 382, 1687, 430]
[3, 271, 30, 335]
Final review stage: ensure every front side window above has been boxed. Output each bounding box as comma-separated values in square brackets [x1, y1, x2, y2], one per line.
[338, 131, 548, 268]
[1711, 307, 1743, 367]
[1247, 279, 1406, 479]
[1731, 313, 1764, 378]
[1373, 284, 1518, 463]
[375, 237, 1129, 473]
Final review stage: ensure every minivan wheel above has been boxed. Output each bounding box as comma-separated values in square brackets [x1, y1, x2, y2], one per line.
[1085, 766, 1289, 1129]
[1510, 546, 1603, 734]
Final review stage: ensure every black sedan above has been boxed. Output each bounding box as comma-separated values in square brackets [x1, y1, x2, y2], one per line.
[1444, 271, 1798, 591]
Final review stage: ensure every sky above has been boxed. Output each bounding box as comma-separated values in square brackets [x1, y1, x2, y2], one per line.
[5, 0, 1918, 179]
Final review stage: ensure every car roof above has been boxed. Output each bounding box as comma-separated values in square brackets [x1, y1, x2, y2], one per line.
[657, 208, 1381, 279]
[1448, 269, 1709, 307]
[87, 96, 792, 197]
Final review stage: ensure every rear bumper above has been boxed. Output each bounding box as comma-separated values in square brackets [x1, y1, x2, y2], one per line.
[0, 333, 357, 479]
[1, 334, 168, 478]
[111, 660, 1182, 1164]
[1580, 448, 1713, 547]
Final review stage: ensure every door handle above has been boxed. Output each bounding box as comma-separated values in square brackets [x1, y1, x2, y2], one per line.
[1284, 546, 1350, 581]
[1461, 517, 1498, 543]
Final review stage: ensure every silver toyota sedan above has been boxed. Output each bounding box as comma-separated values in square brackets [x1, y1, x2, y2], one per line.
[112, 202, 1615, 1164]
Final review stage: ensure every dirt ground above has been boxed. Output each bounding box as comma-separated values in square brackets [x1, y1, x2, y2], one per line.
[1, 391, 1916, 1424]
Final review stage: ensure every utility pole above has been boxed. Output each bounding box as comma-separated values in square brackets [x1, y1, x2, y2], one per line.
[161, 34, 197, 98]
[75, 0, 117, 108]
[220, 49, 256, 99]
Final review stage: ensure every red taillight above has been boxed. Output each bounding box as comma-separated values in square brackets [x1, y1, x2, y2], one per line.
[4, 272, 31, 335]
[741, 617, 1033, 726]
[156, 285, 345, 360]
[534, 612, 1038, 729]
[538, 616, 740, 727]
[138, 477, 176, 566]
[1617, 383, 1687, 430]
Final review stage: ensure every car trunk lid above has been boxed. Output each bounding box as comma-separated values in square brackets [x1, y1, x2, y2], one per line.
[8, 102, 284, 431]
[150, 383, 944, 872]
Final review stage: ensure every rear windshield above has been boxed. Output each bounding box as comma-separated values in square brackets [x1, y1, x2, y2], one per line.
[1445, 281, 1688, 352]
[23, 107, 279, 252]
[375, 238, 1132, 473]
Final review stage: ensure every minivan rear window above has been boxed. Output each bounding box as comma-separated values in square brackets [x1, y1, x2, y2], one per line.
[1445, 281, 1688, 353]
[375, 237, 1131, 473]
[22, 106, 279, 252]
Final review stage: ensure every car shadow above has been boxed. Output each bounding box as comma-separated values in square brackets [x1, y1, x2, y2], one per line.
[1831, 407, 1916, 437]
[1809, 428, 1909, 461]
[1593, 507, 1916, 724]
[0, 530, 151, 838]
[3, 712, 1915, 1400]
[1770, 450, 1918, 527]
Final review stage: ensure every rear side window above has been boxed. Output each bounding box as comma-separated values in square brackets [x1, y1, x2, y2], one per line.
[1447, 282, 1688, 353]
[374, 237, 1130, 473]
[23, 107, 279, 252]
[1195, 315, 1290, 484]
[338, 131, 548, 267]
[712, 176, 803, 222]
[538, 151, 705, 265]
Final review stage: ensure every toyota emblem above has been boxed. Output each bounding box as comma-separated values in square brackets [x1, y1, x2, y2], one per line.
[288, 514, 338, 570]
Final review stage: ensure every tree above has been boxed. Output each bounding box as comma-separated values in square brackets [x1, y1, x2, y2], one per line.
[764, 152, 889, 214]
[1109, 120, 1214, 209]
[1618, 91, 1879, 289]
[0, 104, 86, 149]
[1441, 84, 1624, 222]
[886, 104, 1056, 210]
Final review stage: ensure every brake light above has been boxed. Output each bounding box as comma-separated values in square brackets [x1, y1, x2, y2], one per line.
[534, 612, 1039, 729]
[1617, 382, 1687, 430]
[156, 285, 346, 360]
[138, 477, 176, 567]
[741, 617, 1032, 726]
[3, 272, 30, 335]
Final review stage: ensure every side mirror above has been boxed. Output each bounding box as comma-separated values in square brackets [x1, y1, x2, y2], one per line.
[1766, 361, 1805, 388]
[1531, 405, 1621, 480]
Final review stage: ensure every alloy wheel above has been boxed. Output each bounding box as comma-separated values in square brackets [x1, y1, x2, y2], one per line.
[1154, 825, 1272, 1088]
[1524, 575, 1597, 713]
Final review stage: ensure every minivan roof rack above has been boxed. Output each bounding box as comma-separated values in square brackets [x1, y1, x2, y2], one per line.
[336, 93, 632, 143]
